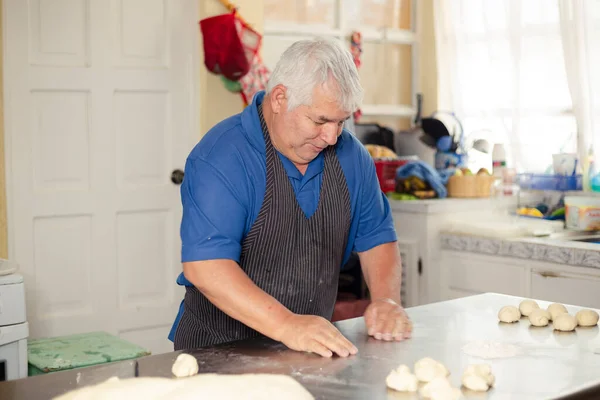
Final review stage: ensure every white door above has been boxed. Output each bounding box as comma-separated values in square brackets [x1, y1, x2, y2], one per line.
[4, 0, 199, 355]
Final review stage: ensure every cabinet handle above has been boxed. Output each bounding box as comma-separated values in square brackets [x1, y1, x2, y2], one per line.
[538, 271, 561, 278]
[418, 258, 422, 276]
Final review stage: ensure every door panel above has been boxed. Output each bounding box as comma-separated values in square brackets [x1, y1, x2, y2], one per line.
[5, 0, 198, 354]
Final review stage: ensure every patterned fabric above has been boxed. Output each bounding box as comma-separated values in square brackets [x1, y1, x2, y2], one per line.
[174, 105, 351, 350]
[239, 54, 271, 105]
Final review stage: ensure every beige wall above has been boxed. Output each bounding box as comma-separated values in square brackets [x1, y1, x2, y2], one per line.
[198, 0, 264, 135]
[0, 2, 7, 259]
[418, 0, 438, 117]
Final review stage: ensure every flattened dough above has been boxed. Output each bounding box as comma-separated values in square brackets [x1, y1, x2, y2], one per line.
[53, 374, 314, 400]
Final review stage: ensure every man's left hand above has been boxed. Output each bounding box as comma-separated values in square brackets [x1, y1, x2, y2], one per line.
[364, 298, 412, 341]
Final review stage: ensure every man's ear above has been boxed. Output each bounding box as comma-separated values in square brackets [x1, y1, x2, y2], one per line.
[270, 85, 287, 114]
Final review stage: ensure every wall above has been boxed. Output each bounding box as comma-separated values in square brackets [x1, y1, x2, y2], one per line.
[393, 0, 438, 165]
[0, 2, 7, 259]
[198, 0, 264, 135]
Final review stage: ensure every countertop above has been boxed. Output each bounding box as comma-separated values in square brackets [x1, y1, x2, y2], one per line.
[441, 232, 600, 269]
[389, 196, 517, 214]
[2, 293, 600, 399]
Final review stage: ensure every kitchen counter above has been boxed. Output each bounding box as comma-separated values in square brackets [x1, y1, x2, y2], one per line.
[389, 196, 516, 214]
[441, 232, 600, 269]
[2, 293, 599, 399]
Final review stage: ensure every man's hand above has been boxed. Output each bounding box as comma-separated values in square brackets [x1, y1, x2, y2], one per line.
[364, 298, 412, 341]
[276, 314, 359, 358]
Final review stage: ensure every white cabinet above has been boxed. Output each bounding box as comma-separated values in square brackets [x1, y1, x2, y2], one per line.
[440, 249, 600, 309]
[440, 252, 527, 300]
[391, 197, 516, 306]
[530, 269, 600, 309]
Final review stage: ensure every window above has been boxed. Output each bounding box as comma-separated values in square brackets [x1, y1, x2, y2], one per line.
[435, 0, 577, 173]
[262, 0, 418, 127]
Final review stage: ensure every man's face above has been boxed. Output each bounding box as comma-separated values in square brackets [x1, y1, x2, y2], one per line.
[277, 85, 351, 165]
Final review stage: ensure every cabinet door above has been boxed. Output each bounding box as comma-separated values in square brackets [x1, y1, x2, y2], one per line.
[530, 269, 600, 309]
[397, 239, 420, 308]
[441, 252, 527, 300]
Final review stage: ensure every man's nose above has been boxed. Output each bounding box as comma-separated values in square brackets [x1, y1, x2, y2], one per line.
[321, 123, 339, 146]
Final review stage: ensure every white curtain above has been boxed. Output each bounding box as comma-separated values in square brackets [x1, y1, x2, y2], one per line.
[558, 0, 600, 173]
[434, 0, 576, 173]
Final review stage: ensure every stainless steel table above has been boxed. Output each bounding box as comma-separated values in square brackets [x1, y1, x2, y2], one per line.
[1, 293, 600, 399]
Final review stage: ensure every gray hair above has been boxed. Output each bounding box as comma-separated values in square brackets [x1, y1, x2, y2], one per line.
[266, 37, 364, 113]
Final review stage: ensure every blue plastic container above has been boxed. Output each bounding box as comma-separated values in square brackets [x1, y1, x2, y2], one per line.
[517, 173, 583, 191]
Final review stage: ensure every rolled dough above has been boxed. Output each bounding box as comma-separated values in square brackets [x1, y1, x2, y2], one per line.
[52, 374, 314, 400]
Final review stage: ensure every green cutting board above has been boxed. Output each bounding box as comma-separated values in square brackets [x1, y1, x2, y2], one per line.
[28, 331, 151, 375]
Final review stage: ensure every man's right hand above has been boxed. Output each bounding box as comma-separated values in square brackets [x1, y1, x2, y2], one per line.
[276, 314, 358, 358]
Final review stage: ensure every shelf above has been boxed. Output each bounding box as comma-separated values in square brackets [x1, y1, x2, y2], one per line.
[360, 104, 415, 118]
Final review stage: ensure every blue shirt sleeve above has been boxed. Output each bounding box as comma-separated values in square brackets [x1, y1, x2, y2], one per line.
[352, 148, 397, 252]
[180, 157, 248, 263]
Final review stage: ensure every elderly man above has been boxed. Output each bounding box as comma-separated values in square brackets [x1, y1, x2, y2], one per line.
[168, 38, 411, 357]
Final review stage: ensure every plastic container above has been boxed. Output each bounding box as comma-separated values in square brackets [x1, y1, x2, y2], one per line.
[447, 175, 495, 198]
[565, 195, 600, 231]
[492, 143, 506, 178]
[374, 157, 416, 193]
[517, 174, 583, 191]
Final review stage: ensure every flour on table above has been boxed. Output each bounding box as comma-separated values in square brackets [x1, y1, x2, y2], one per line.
[462, 341, 520, 359]
[52, 374, 314, 400]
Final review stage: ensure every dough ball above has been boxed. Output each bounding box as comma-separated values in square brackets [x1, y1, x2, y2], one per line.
[575, 309, 599, 327]
[386, 364, 418, 392]
[528, 309, 551, 327]
[414, 357, 450, 383]
[553, 313, 577, 332]
[519, 299, 540, 317]
[498, 305, 521, 323]
[172, 353, 199, 378]
[547, 303, 568, 320]
[461, 364, 495, 392]
[420, 377, 462, 400]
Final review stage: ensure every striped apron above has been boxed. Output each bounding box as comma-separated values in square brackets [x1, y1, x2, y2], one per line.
[174, 104, 351, 350]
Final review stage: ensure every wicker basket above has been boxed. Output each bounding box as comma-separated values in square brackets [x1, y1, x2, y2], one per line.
[447, 175, 495, 198]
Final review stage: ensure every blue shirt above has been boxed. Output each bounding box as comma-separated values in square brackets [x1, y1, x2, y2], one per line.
[168, 91, 396, 341]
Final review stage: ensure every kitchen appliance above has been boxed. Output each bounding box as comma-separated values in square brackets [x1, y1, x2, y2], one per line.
[0, 272, 28, 381]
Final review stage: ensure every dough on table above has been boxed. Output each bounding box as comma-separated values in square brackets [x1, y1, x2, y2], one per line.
[547, 303, 568, 321]
[386, 364, 418, 392]
[528, 309, 551, 327]
[414, 357, 450, 383]
[420, 376, 462, 400]
[53, 374, 314, 400]
[461, 364, 495, 392]
[575, 309, 599, 327]
[171, 353, 199, 378]
[519, 299, 540, 317]
[553, 313, 578, 332]
[498, 305, 520, 323]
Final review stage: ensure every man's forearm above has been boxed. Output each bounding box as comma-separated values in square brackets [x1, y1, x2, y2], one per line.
[183, 259, 293, 340]
[358, 242, 402, 304]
